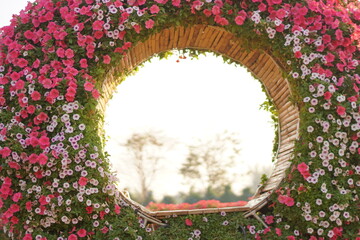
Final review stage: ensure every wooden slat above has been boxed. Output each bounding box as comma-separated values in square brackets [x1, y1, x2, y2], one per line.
[214, 31, 233, 52]
[184, 26, 196, 47]
[247, 53, 267, 72]
[168, 27, 174, 49]
[280, 111, 299, 126]
[194, 25, 207, 47]
[281, 133, 299, 145]
[201, 26, 216, 49]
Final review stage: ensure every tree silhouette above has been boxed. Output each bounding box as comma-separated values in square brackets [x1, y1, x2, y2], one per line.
[180, 131, 242, 193]
[121, 131, 168, 204]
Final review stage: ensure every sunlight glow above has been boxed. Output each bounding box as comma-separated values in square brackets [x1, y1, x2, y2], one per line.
[104, 53, 275, 200]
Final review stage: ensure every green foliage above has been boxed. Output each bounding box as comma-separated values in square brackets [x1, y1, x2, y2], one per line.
[259, 90, 279, 162]
[150, 212, 258, 240]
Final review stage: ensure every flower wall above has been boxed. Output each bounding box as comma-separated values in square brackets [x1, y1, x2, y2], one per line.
[0, 0, 359, 239]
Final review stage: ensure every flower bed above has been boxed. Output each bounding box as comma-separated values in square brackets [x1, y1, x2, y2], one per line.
[147, 200, 248, 211]
[0, 0, 359, 239]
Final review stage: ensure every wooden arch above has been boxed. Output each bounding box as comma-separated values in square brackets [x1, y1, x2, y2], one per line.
[98, 24, 300, 224]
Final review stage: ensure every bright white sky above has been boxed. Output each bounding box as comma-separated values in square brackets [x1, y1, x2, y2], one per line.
[1, 1, 275, 200]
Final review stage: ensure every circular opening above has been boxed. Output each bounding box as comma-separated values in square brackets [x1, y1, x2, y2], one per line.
[104, 53, 275, 207]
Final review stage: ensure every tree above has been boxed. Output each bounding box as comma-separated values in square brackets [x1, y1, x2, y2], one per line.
[121, 131, 168, 204]
[219, 185, 239, 202]
[161, 195, 176, 204]
[180, 131, 242, 193]
[182, 189, 203, 204]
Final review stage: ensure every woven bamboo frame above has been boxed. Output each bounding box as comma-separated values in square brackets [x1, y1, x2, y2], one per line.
[98, 25, 300, 221]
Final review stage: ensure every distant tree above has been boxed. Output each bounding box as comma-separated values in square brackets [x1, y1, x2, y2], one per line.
[143, 191, 156, 206]
[238, 187, 253, 201]
[180, 131, 241, 193]
[219, 185, 238, 202]
[183, 189, 202, 204]
[245, 164, 272, 193]
[121, 131, 169, 204]
[161, 195, 176, 204]
[204, 187, 218, 200]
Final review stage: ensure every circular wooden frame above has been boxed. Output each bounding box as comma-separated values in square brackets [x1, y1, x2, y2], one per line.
[98, 24, 300, 220]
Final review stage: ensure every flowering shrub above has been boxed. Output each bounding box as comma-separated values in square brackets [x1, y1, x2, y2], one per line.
[0, 0, 359, 239]
[147, 199, 247, 211]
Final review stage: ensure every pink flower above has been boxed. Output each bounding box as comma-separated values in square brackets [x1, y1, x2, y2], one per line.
[214, 16, 229, 26]
[78, 177, 88, 186]
[37, 153, 48, 165]
[203, 9, 212, 17]
[258, 3, 267, 11]
[332, 227, 343, 237]
[12, 192, 22, 202]
[68, 234, 78, 240]
[284, 196, 294, 206]
[8, 162, 21, 170]
[265, 215, 274, 224]
[48, 89, 59, 99]
[65, 49, 74, 58]
[26, 201, 32, 211]
[15, 58, 28, 68]
[212, 5, 221, 15]
[336, 106, 346, 115]
[86, 206, 93, 214]
[101, 226, 109, 234]
[24, 30, 35, 40]
[150, 5, 160, 14]
[56, 48, 65, 58]
[185, 218, 193, 226]
[275, 228, 282, 236]
[115, 204, 121, 214]
[172, 0, 181, 7]
[297, 162, 308, 173]
[325, 53, 335, 63]
[77, 229, 87, 237]
[235, 15, 246, 25]
[31, 91, 41, 101]
[92, 20, 104, 31]
[335, 29, 343, 41]
[92, 89, 100, 99]
[103, 55, 111, 64]
[28, 154, 38, 164]
[38, 136, 50, 149]
[80, 59, 88, 68]
[1, 147, 11, 158]
[23, 234, 33, 240]
[84, 82, 94, 91]
[39, 195, 49, 205]
[145, 19, 155, 29]
[9, 204, 20, 213]
[10, 72, 21, 81]
[324, 91, 332, 100]
[133, 24, 141, 33]
[278, 195, 294, 206]
[294, 51, 302, 58]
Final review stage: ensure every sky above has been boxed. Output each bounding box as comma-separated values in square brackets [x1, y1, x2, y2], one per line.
[0, 0, 275, 201]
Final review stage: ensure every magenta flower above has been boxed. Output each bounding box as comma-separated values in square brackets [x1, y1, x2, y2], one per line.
[145, 19, 155, 29]
[92, 20, 104, 31]
[103, 55, 111, 64]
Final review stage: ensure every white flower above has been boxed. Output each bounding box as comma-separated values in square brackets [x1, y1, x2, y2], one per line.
[79, 124, 86, 131]
[93, 220, 99, 227]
